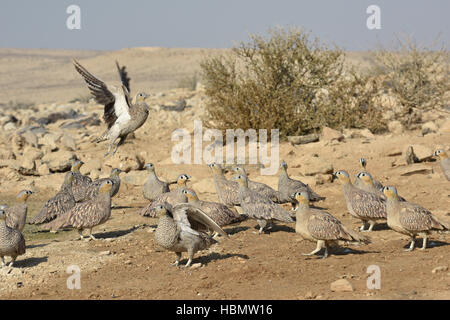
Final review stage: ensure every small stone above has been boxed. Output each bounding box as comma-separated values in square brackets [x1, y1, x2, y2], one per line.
[330, 279, 354, 292]
[99, 250, 111, 256]
[431, 266, 448, 274]
[191, 263, 202, 269]
[287, 134, 319, 145]
[321, 127, 344, 142]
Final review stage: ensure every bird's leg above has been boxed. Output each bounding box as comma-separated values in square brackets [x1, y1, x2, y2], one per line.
[185, 249, 194, 268]
[359, 221, 368, 232]
[171, 253, 181, 267]
[7, 256, 16, 267]
[1, 256, 5, 267]
[420, 234, 427, 250]
[405, 236, 416, 251]
[302, 240, 324, 256]
[321, 243, 329, 259]
[257, 219, 267, 234]
[366, 221, 376, 232]
[77, 229, 84, 241]
[89, 228, 97, 241]
[111, 142, 119, 156]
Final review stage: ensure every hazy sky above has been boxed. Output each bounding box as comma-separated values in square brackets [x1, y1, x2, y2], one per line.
[0, 0, 448, 50]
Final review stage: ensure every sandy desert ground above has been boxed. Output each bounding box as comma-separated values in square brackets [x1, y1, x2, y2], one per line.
[0, 48, 448, 300]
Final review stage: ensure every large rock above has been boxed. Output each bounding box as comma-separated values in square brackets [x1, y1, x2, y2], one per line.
[40, 132, 61, 152]
[438, 119, 450, 134]
[41, 151, 77, 172]
[343, 128, 375, 139]
[330, 279, 354, 292]
[103, 154, 145, 173]
[60, 133, 77, 151]
[321, 127, 344, 142]
[11, 158, 37, 176]
[288, 134, 319, 145]
[399, 163, 433, 176]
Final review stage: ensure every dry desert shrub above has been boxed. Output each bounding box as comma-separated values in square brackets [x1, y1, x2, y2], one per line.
[200, 27, 386, 139]
[372, 35, 449, 127]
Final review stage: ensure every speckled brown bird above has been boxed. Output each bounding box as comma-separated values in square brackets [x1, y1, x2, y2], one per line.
[79, 168, 122, 202]
[383, 186, 450, 251]
[353, 158, 384, 191]
[0, 209, 26, 267]
[278, 161, 325, 206]
[234, 174, 293, 234]
[70, 160, 93, 202]
[334, 170, 387, 232]
[184, 188, 245, 228]
[139, 174, 190, 217]
[73, 59, 150, 156]
[42, 180, 113, 240]
[209, 163, 240, 206]
[293, 191, 370, 258]
[232, 166, 281, 203]
[29, 172, 76, 225]
[153, 202, 228, 267]
[434, 149, 450, 181]
[355, 172, 406, 202]
[142, 163, 182, 201]
[5, 190, 33, 232]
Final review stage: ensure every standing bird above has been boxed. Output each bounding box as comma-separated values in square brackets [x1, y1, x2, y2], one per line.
[383, 186, 450, 251]
[42, 180, 113, 240]
[29, 172, 76, 225]
[434, 149, 450, 181]
[334, 170, 387, 232]
[353, 158, 384, 191]
[232, 166, 281, 203]
[152, 203, 228, 267]
[0, 209, 26, 267]
[79, 168, 122, 201]
[139, 174, 190, 216]
[142, 163, 178, 201]
[184, 188, 245, 228]
[73, 59, 150, 156]
[354, 172, 406, 201]
[234, 174, 293, 234]
[292, 191, 370, 259]
[70, 160, 93, 202]
[5, 190, 33, 232]
[208, 163, 240, 207]
[278, 161, 325, 207]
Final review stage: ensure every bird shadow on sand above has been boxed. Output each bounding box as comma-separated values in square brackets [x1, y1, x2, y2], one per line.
[224, 226, 250, 235]
[254, 224, 295, 234]
[112, 205, 134, 210]
[26, 243, 49, 249]
[370, 223, 390, 231]
[14, 256, 48, 268]
[187, 252, 250, 266]
[403, 239, 449, 250]
[302, 247, 376, 260]
[92, 226, 138, 240]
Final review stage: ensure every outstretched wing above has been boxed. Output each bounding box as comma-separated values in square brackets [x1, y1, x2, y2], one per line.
[116, 61, 131, 93]
[73, 59, 131, 129]
[173, 203, 228, 237]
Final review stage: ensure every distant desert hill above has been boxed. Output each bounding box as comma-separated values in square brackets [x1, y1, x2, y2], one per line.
[0, 47, 373, 104]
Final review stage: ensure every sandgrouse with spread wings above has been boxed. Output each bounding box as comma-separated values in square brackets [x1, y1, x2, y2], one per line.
[73, 60, 150, 156]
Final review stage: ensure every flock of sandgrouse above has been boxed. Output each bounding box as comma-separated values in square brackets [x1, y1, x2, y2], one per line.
[0, 61, 449, 268]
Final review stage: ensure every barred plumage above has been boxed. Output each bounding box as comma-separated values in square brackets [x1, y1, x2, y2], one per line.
[233, 166, 281, 203]
[153, 202, 228, 267]
[293, 192, 370, 258]
[29, 172, 76, 225]
[234, 174, 293, 234]
[383, 186, 450, 251]
[42, 180, 113, 240]
[0, 209, 26, 267]
[70, 160, 93, 202]
[5, 190, 32, 232]
[335, 170, 387, 232]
